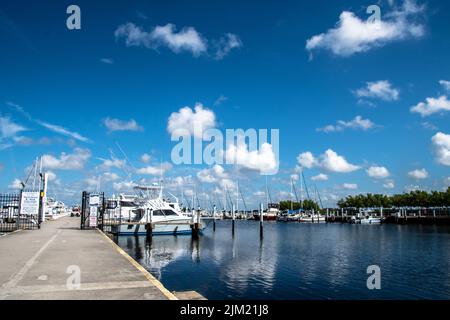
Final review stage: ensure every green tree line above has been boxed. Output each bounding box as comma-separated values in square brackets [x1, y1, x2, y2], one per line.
[279, 200, 320, 211]
[337, 187, 450, 208]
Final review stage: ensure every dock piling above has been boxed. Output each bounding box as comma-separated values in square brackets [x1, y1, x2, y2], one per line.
[213, 205, 216, 232]
[259, 203, 264, 238]
[232, 204, 235, 235]
[145, 208, 153, 238]
[191, 207, 201, 239]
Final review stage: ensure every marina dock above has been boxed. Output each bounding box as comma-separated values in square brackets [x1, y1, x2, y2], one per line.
[0, 216, 198, 300]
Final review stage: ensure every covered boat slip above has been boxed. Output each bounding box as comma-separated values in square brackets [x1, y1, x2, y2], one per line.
[0, 216, 184, 300]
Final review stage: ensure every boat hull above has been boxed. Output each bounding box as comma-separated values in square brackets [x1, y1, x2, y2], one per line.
[253, 214, 277, 221]
[360, 218, 382, 225]
[116, 223, 203, 235]
[299, 216, 326, 223]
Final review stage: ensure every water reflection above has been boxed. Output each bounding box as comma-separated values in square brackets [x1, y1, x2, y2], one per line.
[116, 222, 450, 300]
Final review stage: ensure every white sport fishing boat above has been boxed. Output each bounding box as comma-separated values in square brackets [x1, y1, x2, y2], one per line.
[114, 185, 204, 236]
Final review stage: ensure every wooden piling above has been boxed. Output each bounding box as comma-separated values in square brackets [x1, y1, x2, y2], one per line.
[232, 204, 235, 234]
[146, 208, 153, 237]
[213, 205, 216, 232]
[191, 207, 200, 239]
[259, 203, 264, 238]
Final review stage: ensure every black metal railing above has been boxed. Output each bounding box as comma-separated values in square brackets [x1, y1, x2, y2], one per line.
[0, 193, 40, 232]
[80, 191, 105, 230]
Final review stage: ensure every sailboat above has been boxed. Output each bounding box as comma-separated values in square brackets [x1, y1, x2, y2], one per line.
[298, 171, 326, 223]
[253, 177, 279, 221]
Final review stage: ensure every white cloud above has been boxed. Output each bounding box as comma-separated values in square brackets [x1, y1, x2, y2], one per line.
[197, 165, 228, 183]
[42, 148, 91, 170]
[355, 80, 400, 101]
[431, 132, 450, 166]
[85, 176, 100, 189]
[311, 173, 329, 181]
[383, 180, 395, 189]
[297, 152, 316, 169]
[115, 23, 242, 59]
[214, 33, 242, 60]
[98, 157, 126, 170]
[136, 162, 172, 175]
[8, 178, 23, 189]
[440, 80, 450, 92]
[341, 183, 358, 190]
[196, 165, 235, 190]
[297, 149, 360, 173]
[4, 103, 89, 143]
[46, 171, 58, 182]
[306, 1, 425, 57]
[115, 23, 207, 57]
[100, 58, 114, 64]
[103, 118, 144, 132]
[367, 166, 390, 179]
[37, 120, 90, 143]
[410, 95, 450, 117]
[225, 142, 278, 174]
[317, 116, 375, 132]
[112, 181, 135, 192]
[103, 172, 120, 181]
[140, 153, 151, 163]
[253, 191, 266, 197]
[167, 103, 216, 139]
[214, 94, 228, 106]
[0, 116, 26, 139]
[421, 122, 438, 130]
[408, 168, 428, 179]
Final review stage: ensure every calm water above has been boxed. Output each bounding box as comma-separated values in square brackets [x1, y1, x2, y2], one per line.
[117, 220, 450, 300]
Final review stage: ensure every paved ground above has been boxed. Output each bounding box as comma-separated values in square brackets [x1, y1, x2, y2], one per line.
[0, 217, 175, 300]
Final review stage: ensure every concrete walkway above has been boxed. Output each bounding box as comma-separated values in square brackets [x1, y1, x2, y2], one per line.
[0, 216, 175, 300]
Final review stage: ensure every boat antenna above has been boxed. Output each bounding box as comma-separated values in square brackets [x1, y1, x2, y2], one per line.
[114, 141, 137, 181]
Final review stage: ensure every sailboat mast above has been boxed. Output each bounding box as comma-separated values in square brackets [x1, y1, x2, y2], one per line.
[236, 181, 239, 215]
[300, 169, 304, 209]
[290, 179, 293, 211]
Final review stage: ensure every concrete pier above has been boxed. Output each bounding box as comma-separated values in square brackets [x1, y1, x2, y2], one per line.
[0, 216, 181, 300]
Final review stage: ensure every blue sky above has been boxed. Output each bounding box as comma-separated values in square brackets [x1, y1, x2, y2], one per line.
[0, 0, 449, 207]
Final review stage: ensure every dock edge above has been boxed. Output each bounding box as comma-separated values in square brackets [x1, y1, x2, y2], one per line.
[96, 228, 179, 300]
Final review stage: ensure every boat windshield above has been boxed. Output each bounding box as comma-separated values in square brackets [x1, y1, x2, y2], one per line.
[153, 209, 178, 216]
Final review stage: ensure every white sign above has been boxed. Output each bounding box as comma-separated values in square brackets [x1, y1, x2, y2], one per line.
[20, 192, 40, 216]
[89, 195, 100, 206]
[89, 206, 97, 217]
[89, 216, 97, 227]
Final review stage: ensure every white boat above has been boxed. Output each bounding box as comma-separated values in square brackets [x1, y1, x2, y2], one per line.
[111, 185, 204, 236]
[45, 198, 67, 217]
[299, 213, 326, 223]
[360, 216, 382, 224]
